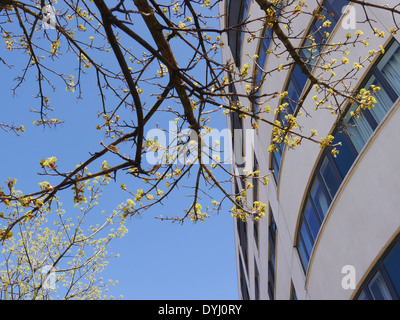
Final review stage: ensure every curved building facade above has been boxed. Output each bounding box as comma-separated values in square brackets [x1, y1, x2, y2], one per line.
[220, 0, 400, 300]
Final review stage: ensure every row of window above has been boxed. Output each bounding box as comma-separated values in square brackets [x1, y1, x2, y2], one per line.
[297, 39, 400, 271]
[227, 0, 284, 300]
[244, 0, 400, 278]
[238, 252, 250, 300]
[227, 1, 350, 181]
[229, 0, 348, 182]
[271, 0, 349, 183]
[235, 176, 277, 300]
[235, 182, 249, 274]
[252, 4, 280, 112]
[299, 0, 348, 68]
[254, 258, 260, 300]
[253, 24, 273, 100]
[229, 1, 400, 300]
[227, 0, 251, 68]
[267, 210, 277, 299]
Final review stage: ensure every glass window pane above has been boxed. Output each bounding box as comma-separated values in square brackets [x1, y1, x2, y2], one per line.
[271, 160, 279, 182]
[255, 64, 264, 87]
[236, 0, 252, 66]
[311, 19, 325, 45]
[298, 240, 309, 269]
[255, 28, 271, 88]
[292, 65, 308, 94]
[298, 225, 313, 270]
[325, 0, 349, 21]
[300, 43, 318, 69]
[357, 290, 369, 300]
[285, 81, 300, 114]
[343, 103, 374, 154]
[300, 222, 313, 260]
[270, 252, 276, 271]
[271, 145, 282, 181]
[255, 268, 260, 300]
[300, 0, 348, 68]
[304, 198, 321, 241]
[383, 240, 400, 298]
[319, 156, 342, 199]
[378, 41, 400, 97]
[255, 40, 269, 86]
[261, 32, 272, 52]
[365, 76, 393, 125]
[310, 177, 331, 221]
[253, 220, 259, 247]
[227, 0, 240, 60]
[332, 131, 357, 178]
[270, 217, 277, 239]
[368, 271, 394, 300]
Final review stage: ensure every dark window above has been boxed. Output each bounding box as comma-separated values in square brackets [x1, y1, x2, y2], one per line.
[253, 155, 259, 207]
[252, 26, 273, 113]
[236, 0, 251, 68]
[255, 259, 260, 300]
[298, 231, 311, 271]
[297, 39, 400, 272]
[382, 242, 400, 297]
[252, 7, 283, 113]
[237, 217, 248, 272]
[291, 65, 309, 97]
[303, 198, 321, 241]
[253, 219, 259, 250]
[253, 159, 260, 249]
[291, 282, 298, 300]
[227, 0, 251, 68]
[255, 27, 273, 86]
[271, 145, 283, 184]
[376, 42, 400, 97]
[300, 0, 348, 66]
[299, 220, 313, 264]
[310, 177, 331, 222]
[239, 253, 250, 300]
[227, 0, 241, 65]
[284, 80, 300, 114]
[319, 156, 341, 199]
[330, 131, 357, 178]
[229, 82, 245, 169]
[268, 211, 277, 299]
[367, 271, 395, 300]
[357, 236, 400, 300]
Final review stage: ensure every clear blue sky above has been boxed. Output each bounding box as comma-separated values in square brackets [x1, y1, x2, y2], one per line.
[0, 2, 238, 300]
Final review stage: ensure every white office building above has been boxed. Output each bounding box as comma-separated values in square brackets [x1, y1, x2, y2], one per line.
[220, 0, 400, 299]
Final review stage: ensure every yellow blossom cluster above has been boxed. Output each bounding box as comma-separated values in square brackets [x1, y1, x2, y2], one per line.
[351, 85, 381, 116]
[240, 63, 251, 77]
[320, 134, 335, 148]
[40, 157, 58, 170]
[189, 203, 209, 222]
[0, 176, 128, 299]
